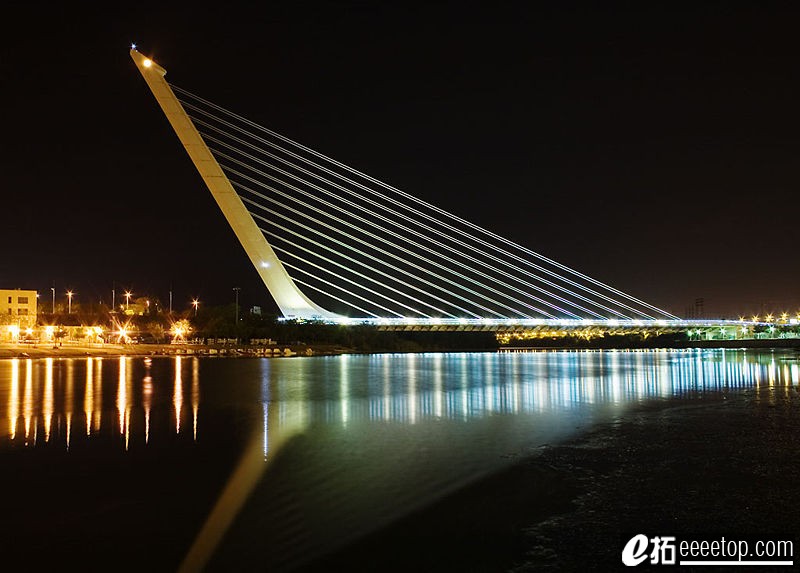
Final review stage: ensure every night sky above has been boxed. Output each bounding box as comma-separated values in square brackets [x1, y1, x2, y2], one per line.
[4, 2, 799, 318]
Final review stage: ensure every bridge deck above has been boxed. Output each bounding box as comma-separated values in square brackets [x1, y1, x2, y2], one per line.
[283, 317, 768, 333]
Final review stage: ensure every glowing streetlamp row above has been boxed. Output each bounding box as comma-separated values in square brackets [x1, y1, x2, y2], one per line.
[41, 289, 201, 314]
[738, 312, 800, 325]
[4, 321, 193, 344]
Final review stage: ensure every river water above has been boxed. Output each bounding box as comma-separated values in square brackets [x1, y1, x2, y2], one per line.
[0, 349, 796, 570]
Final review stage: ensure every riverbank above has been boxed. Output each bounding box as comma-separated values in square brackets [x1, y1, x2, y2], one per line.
[0, 342, 349, 358]
[3, 339, 800, 359]
[303, 383, 800, 572]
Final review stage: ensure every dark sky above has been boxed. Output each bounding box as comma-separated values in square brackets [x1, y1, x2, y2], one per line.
[4, 1, 799, 318]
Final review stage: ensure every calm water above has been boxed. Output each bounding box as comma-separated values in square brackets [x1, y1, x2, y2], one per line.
[0, 349, 796, 570]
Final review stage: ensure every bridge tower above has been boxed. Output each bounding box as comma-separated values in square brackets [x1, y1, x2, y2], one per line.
[130, 49, 340, 320]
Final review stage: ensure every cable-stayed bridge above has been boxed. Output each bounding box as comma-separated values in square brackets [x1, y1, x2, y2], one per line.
[129, 49, 757, 335]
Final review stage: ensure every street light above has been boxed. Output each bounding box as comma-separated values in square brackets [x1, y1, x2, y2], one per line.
[124, 291, 132, 310]
[192, 298, 200, 316]
[66, 291, 73, 314]
[50, 287, 55, 314]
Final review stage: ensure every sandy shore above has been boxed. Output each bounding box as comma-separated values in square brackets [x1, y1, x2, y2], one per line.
[302, 383, 800, 572]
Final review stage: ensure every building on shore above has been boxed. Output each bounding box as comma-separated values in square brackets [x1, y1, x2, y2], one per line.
[1, 288, 38, 341]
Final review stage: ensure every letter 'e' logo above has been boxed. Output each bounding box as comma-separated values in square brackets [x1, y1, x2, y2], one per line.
[622, 534, 650, 566]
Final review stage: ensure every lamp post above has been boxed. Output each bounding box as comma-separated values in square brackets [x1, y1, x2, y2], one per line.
[124, 291, 132, 310]
[66, 291, 73, 314]
[233, 287, 241, 326]
[51, 287, 55, 315]
[192, 298, 199, 316]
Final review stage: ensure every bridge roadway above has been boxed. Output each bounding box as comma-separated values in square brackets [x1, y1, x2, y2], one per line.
[286, 317, 768, 333]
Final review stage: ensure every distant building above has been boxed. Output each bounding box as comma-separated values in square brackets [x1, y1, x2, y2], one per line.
[1, 288, 38, 338]
[120, 297, 150, 316]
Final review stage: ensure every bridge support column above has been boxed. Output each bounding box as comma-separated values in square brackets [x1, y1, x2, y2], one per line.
[130, 49, 340, 320]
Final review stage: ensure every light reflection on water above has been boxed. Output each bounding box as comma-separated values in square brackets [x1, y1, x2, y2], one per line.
[0, 349, 796, 570]
[0, 349, 796, 453]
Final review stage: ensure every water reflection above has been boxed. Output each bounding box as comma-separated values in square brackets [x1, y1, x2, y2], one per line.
[0, 356, 198, 451]
[23, 359, 32, 442]
[192, 358, 200, 441]
[1, 350, 795, 571]
[43, 358, 53, 442]
[8, 359, 18, 439]
[175, 355, 183, 435]
[117, 356, 129, 449]
[0, 350, 796, 454]
[65, 359, 73, 449]
[93, 358, 102, 434]
[143, 358, 152, 444]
